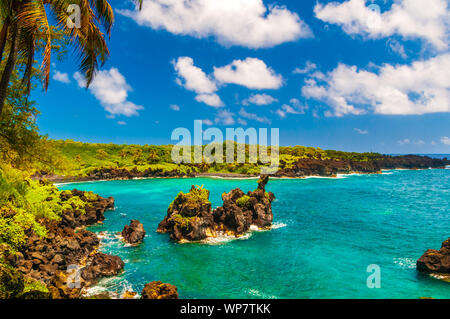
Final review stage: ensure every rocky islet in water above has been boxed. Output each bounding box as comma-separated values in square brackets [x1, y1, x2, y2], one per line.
[157, 175, 275, 243]
[417, 238, 450, 283]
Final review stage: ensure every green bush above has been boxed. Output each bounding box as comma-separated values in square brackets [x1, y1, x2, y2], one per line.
[236, 195, 251, 209]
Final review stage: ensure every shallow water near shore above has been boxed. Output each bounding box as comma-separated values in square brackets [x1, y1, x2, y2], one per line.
[59, 169, 450, 299]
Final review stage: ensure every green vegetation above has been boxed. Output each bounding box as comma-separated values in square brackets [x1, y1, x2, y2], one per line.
[167, 186, 210, 230]
[32, 140, 386, 178]
[169, 214, 197, 231]
[0, 165, 92, 251]
[22, 276, 49, 294]
[236, 195, 252, 209]
[169, 185, 211, 214]
[0, 0, 146, 112]
[0, 0, 391, 299]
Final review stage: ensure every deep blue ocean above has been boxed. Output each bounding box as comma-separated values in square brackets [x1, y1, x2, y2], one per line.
[59, 168, 450, 299]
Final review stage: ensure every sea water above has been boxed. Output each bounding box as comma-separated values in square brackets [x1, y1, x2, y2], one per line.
[59, 169, 450, 299]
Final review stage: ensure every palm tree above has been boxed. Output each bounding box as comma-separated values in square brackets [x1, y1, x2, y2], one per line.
[0, 0, 143, 115]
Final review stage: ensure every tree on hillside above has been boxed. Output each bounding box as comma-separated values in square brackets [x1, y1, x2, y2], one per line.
[96, 149, 108, 160]
[0, 27, 68, 169]
[147, 150, 160, 164]
[0, 0, 143, 114]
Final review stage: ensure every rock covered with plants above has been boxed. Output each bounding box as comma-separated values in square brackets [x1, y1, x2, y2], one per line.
[157, 176, 275, 243]
[0, 168, 125, 298]
[157, 185, 214, 242]
[417, 238, 450, 282]
[213, 175, 275, 235]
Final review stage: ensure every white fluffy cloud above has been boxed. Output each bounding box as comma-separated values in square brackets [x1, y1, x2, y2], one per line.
[173, 57, 282, 106]
[74, 68, 143, 117]
[314, 0, 449, 50]
[276, 98, 308, 118]
[242, 93, 278, 106]
[441, 136, 450, 145]
[202, 119, 213, 126]
[354, 128, 368, 135]
[398, 139, 411, 145]
[239, 108, 271, 124]
[173, 57, 224, 107]
[118, 0, 311, 49]
[214, 58, 283, 90]
[195, 93, 224, 107]
[301, 54, 450, 117]
[387, 39, 407, 58]
[170, 104, 180, 111]
[173, 57, 217, 94]
[293, 61, 317, 74]
[53, 71, 70, 84]
[214, 109, 235, 125]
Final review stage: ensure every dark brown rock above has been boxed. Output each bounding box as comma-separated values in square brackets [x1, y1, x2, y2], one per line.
[141, 281, 179, 299]
[157, 185, 214, 242]
[214, 175, 275, 233]
[275, 155, 450, 178]
[158, 176, 275, 242]
[121, 220, 146, 245]
[81, 252, 125, 285]
[417, 238, 450, 276]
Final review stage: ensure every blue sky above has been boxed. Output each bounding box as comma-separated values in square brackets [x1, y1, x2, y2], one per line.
[34, 0, 450, 153]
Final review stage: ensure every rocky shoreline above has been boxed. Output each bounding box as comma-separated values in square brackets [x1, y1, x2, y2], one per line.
[7, 155, 447, 299]
[0, 188, 178, 299]
[0, 189, 122, 298]
[33, 155, 450, 183]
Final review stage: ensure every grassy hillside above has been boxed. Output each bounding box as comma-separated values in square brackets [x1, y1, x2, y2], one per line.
[43, 140, 385, 177]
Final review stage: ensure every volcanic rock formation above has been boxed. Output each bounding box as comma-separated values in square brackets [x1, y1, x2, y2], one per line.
[157, 176, 275, 242]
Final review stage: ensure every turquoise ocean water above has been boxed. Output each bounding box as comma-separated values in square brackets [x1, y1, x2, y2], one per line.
[59, 169, 450, 299]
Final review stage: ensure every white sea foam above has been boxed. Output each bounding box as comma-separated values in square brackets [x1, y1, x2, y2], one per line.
[84, 276, 137, 299]
[201, 222, 286, 245]
[271, 222, 287, 229]
[393, 257, 416, 269]
[246, 289, 278, 299]
[202, 232, 252, 245]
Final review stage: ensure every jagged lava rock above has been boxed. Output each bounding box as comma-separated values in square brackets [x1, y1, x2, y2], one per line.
[417, 238, 450, 280]
[81, 252, 125, 286]
[122, 220, 146, 245]
[213, 175, 275, 235]
[157, 185, 214, 242]
[141, 281, 179, 299]
[158, 176, 275, 242]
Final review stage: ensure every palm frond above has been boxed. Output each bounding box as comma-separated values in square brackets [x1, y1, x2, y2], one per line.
[17, 0, 52, 90]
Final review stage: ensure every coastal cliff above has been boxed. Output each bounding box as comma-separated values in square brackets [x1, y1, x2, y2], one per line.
[157, 176, 275, 243]
[275, 155, 449, 178]
[0, 189, 124, 298]
[34, 154, 450, 183]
